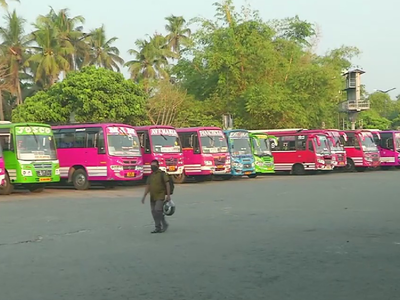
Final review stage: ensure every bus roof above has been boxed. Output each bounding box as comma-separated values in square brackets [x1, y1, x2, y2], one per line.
[52, 123, 134, 129]
[223, 129, 249, 133]
[134, 125, 176, 131]
[176, 126, 222, 132]
[0, 122, 51, 128]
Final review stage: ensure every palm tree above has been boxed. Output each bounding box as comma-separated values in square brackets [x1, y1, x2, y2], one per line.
[26, 20, 73, 87]
[164, 15, 191, 56]
[37, 7, 89, 71]
[87, 25, 123, 72]
[125, 34, 177, 87]
[0, 10, 30, 105]
[0, 0, 19, 9]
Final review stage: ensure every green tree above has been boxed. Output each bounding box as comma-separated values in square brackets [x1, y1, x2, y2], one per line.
[12, 66, 148, 124]
[0, 0, 19, 8]
[164, 15, 191, 56]
[0, 10, 29, 105]
[359, 110, 391, 130]
[87, 25, 123, 72]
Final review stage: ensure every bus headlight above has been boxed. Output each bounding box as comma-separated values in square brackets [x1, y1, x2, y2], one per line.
[110, 165, 123, 171]
[22, 170, 32, 176]
[136, 166, 143, 171]
[55, 168, 60, 175]
[205, 161, 213, 166]
[251, 163, 255, 168]
[317, 159, 325, 164]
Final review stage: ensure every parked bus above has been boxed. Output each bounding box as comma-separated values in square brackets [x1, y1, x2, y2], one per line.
[251, 130, 333, 174]
[0, 122, 60, 194]
[256, 128, 347, 169]
[249, 132, 275, 174]
[176, 127, 231, 182]
[52, 123, 143, 190]
[224, 129, 256, 178]
[365, 130, 400, 169]
[343, 130, 380, 171]
[134, 125, 184, 177]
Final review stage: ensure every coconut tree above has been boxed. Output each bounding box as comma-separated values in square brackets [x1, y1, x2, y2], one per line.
[0, 0, 19, 9]
[37, 7, 89, 71]
[26, 20, 73, 87]
[164, 15, 191, 56]
[125, 33, 177, 88]
[0, 10, 30, 105]
[87, 25, 123, 72]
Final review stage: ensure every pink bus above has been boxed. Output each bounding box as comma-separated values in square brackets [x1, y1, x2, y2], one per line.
[52, 123, 143, 190]
[366, 130, 400, 169]
[343, 130, 380, 172]
[134, 125, 184, 177]
[175, 127, 231, 182]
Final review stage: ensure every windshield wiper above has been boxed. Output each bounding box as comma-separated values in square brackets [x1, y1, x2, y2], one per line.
[26, 123, 39, 149]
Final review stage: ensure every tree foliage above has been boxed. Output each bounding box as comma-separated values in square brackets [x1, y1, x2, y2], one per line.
[12, 66, 148, 124]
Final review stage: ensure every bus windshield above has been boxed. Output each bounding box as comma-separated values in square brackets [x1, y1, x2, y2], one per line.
[395, 133, 400, 151]
[314, 135, 330, 155]
[359, 134, 378, 152]
[252, 137, 271, 156]
[230, 138, 252, 155]
[107, 127, 141, 157]
[200, 131, 228, 153]
[150, 129, 181, 153]
[16, 134, 57, 160]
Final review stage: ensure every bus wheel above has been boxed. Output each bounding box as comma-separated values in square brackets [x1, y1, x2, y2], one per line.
[28, 184, 45, 193]
[291, 164, 305, 175]
[72, 169, 90, 190]
[173, 173, 186, 184]
[345, 158, 355, 172]
[0, 173, 14, 195]
[248, 174, 257, 178]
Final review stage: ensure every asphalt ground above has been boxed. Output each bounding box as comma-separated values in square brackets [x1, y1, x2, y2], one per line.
[0, 170, 399, 300]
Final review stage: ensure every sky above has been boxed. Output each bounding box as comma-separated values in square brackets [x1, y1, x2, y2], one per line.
[5, 0, 400, 98]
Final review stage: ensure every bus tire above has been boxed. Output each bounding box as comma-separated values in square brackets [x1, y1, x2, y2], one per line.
[28, 185, 45, 193]
[248, 174, 257, 178]
[0, 173, 14, 195]
[345, 158, 355, 172]
[72, 169, 90, 190]
[292, 164, 305, 175]
[173, 173, 186, 184]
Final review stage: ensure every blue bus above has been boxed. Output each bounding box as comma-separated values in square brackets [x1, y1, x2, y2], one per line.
[223, 129, 256, 179]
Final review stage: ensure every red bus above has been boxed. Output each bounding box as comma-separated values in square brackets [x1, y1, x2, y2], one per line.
[250, 130, 333, 174]
[342, 130, 380, 171]
[261, 129, 347, 169]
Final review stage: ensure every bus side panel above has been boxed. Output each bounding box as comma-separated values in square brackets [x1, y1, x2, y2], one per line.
[344, 147, 364, 167]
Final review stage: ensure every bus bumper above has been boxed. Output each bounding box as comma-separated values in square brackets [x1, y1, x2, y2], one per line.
[0, 174, 5, 186]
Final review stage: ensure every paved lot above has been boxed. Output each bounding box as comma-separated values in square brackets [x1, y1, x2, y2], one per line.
[0, 171, 399, 300]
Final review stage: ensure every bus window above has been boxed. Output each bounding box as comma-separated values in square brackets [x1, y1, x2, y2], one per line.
[97, 130, 106, 154]
[308, 141, 314, 152]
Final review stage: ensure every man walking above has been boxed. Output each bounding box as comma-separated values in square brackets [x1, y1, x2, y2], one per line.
[141, 159, 171, 233]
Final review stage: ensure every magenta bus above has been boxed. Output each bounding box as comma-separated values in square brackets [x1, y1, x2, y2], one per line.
[134, 125, 184, 177]
[52, 123, 143, 190]
[343, 130, 380, 172]
[176, 127, 231, 182]
[367, 130, 400, 169]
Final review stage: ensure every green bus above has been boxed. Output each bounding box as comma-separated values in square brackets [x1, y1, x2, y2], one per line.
[0, 122, 60, 194]
[249, 132, 276, 174]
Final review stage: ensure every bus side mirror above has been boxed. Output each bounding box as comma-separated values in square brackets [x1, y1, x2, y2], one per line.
[98, 147, 106, 154]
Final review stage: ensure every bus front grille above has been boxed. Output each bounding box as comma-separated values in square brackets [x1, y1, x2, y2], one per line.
[214, 157, 226, 166]
[123, 160, 137, 165]
[34, 163, 52, 169]
[165, 158, 178, 166]
[36, 170, 52, 177]
[123, 166, 136, 170]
